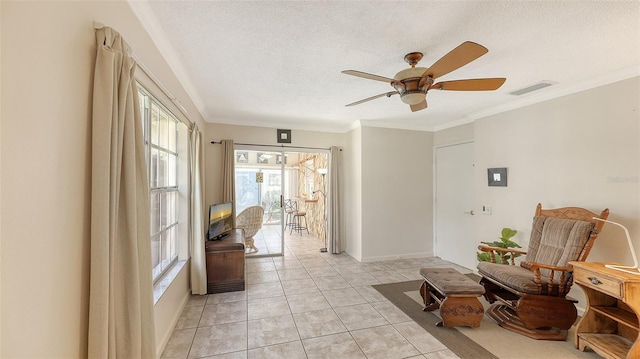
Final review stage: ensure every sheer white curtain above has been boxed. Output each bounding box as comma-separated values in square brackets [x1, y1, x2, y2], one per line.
[190, 125, 207, 294]
[329, 146, 343, 253]
[221, 140, 236, 220]
[88, 26, 155, 358]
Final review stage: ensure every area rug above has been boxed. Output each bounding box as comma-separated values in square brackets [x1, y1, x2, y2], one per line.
[372, 279, 497, 359]
[372, 278, 600, 359]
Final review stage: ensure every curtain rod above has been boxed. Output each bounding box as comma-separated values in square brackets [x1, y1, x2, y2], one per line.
[93, 21, 194, 128]
[134, 58, 194, 128]
[210, 141, 341, 151]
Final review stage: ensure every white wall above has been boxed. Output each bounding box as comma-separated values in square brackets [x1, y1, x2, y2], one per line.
[437, 77, 640, 309]
[434, 122, 474, 147]
[360, 126, 434, 261]
[474, 77, 639, 264]
[1, 2, 204, 357]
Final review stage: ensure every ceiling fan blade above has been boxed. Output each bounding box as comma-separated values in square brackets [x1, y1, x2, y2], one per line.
[345, 91, 397, 107]
[425, 41, 489, 79]
[431, 78, 506, 91]
[410, 99, 428, 112]
[342, 70, 395, 83]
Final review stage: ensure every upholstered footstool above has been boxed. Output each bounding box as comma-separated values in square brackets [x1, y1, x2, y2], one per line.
[419, 267, 485, 328]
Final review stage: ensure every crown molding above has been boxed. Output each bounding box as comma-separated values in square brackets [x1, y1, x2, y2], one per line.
[127, 1, 206, 119]
[358, 119, 434, 132]
[431, 117, 475, 132]
[472, 66, 639, 121]
[434, 66, 639, 131]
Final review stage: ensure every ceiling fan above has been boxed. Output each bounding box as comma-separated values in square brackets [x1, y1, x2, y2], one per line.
[342, 41, 506, 112]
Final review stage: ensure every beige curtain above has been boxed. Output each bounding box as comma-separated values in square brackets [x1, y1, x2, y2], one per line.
[329, 146, 343, 253]
[221, 139, 236, 221]
[190, 125, 207, 294]
[88, 27, 156, 358]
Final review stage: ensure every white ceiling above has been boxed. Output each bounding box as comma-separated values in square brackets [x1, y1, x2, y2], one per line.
[131, 1, 640, 133]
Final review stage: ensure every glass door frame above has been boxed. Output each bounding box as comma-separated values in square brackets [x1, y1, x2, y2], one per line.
[283, 148, 331, 253]
[234, 144, 331, 257]
[234, 145, 286, 258]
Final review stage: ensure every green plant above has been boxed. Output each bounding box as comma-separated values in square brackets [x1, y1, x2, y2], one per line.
[477, 227, 521, 264]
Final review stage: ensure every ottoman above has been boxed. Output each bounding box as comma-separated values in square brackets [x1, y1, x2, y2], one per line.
[419, 267, 485, 328]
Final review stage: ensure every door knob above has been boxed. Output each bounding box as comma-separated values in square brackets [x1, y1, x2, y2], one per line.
[464, 210, 475, 215]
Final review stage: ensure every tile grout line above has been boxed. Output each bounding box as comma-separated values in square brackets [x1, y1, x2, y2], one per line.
[171, 236, 460, 358]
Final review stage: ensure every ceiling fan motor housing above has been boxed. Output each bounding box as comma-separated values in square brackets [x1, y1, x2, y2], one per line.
[393, 67, 432, 105]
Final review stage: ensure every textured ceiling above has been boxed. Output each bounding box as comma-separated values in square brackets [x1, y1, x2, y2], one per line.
[131, 1, 640, 132]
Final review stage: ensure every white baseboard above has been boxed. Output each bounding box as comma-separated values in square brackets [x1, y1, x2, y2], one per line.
[360, 251, 434, 263]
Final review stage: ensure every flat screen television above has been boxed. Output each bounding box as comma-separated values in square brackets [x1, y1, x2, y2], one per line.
[208, 202, 233, 240]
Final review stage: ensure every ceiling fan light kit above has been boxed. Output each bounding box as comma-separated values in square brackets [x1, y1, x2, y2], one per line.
[342, 41, 506, 112]
[392, 61, 433, 105]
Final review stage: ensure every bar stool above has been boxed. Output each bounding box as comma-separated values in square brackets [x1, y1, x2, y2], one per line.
[284, 199, 297, 230]
[290, 200, 309, 235]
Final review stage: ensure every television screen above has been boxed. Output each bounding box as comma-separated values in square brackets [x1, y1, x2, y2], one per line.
[208, 202, 233, 240]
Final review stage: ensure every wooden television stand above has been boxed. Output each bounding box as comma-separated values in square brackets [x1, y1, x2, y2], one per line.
[205, 229, 245, 294]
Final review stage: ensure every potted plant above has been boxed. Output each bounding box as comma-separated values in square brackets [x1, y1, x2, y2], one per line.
[477, 227, 521, 264]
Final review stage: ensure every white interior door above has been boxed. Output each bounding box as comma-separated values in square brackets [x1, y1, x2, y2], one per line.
[435, 142, 476, 271]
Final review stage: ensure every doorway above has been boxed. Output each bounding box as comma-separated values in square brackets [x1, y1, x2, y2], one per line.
[234, 147, 329, 257]
[434, 142, 476, 270]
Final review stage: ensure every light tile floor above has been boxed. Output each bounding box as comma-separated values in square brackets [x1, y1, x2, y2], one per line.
[246, 222, 313, 256]
[161, 230, 472, 359]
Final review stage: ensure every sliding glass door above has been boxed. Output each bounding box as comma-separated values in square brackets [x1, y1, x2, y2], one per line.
[235, 148, 285, 256]
[234, 146, 331, 257]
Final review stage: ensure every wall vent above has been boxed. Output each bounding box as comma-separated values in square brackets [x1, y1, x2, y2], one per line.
[509, 81, 556, 96]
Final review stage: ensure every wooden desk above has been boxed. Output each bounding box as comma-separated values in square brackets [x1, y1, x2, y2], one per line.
[205, 229, 245, 294]
[572, 261, 640, 359]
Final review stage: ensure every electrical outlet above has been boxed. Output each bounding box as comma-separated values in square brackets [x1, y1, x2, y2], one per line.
[482, 205, 492, 215]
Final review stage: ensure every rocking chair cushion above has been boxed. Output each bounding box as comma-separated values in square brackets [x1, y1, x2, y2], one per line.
[477, 261, 561, 295]
[477, 216, 594, 295]
[526, 216, 594, 277]
[420, 268, 485, 295]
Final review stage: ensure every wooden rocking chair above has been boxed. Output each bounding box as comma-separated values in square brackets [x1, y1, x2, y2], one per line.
[477, 203, 609, 340]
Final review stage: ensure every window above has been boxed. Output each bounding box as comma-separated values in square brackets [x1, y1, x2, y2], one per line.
[138, 86, 180, 281]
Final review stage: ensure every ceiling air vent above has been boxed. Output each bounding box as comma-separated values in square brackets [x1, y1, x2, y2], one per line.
[509, 81, 556, 96]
